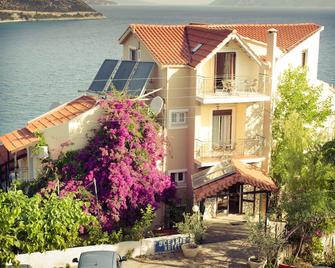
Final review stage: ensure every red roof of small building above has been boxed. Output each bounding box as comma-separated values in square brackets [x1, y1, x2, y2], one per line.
[124, 23, 322, 67]
[0, 95, 97, 153]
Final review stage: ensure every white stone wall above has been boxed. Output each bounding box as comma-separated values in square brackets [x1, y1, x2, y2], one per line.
[14, 234, 189, 268]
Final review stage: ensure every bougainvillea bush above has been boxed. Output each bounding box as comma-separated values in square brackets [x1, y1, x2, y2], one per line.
[45, 94, 175, 231]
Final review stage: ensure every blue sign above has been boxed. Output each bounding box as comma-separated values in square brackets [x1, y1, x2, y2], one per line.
[154, 236, 190, 253]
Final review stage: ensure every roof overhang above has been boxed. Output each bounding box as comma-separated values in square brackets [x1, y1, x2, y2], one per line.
[195, 32, 265, 69]
[192, 159, 277, 202]
[0, 128, 38, 153]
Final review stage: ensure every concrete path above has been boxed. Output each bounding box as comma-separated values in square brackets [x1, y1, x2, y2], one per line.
[125, 214, 255, 268]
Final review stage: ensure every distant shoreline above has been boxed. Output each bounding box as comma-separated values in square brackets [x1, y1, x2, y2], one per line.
[0, 10, 104, 24]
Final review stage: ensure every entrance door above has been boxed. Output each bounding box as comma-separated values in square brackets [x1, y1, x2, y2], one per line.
[215, 52, 236, 90]
[212, 110, 232, 148]
[228, 184, 240, 214]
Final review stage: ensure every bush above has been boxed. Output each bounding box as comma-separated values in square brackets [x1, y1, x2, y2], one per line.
[37, 94, 175, 231]
[123, 205, 155, 241]
[175, 212, 206, 244]
[0, 191, 103, 267]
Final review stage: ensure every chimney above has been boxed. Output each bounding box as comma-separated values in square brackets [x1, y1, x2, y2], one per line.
[266, 28, 278, 67]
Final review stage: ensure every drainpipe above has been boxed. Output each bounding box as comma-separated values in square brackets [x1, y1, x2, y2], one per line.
[262, 28, 278, 173]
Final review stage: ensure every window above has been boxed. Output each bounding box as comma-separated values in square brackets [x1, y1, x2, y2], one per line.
[212, 109, 233, 148]
[129, 48, 139, 61]
[169, 170, 187, 187]
[169, 109, 188, 128]
[302, 50, 308, 67]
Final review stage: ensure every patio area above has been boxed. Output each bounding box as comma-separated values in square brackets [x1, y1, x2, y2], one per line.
[126, 214, 255, 268]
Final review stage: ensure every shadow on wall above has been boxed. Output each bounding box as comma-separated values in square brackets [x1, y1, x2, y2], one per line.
[245, 103, 264, 138]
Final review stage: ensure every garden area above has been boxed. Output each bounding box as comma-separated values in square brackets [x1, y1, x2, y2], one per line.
[0, 95, 176, 267]
[246, 68, 335, 268]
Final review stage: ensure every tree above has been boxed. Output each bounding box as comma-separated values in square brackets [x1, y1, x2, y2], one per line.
[42, 94, 175, 231]
[271, 67, 331, 184]
[270, 68, 335, 260]
[0, 191, 103, 267]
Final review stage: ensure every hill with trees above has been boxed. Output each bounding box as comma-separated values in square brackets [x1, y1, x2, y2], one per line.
[0, 0, 103, 22]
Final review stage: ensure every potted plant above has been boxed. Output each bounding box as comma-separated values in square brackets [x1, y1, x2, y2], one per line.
[175, 211, 206, 258]
[247, 220, 284, 268]
[32, 131, 49, 159]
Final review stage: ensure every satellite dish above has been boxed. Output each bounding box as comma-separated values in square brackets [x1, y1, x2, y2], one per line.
[149, 96, 164, 115]
[49, 102, 61, 110]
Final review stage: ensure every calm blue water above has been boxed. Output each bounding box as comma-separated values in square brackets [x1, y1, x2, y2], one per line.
[0, 6, 334, 135]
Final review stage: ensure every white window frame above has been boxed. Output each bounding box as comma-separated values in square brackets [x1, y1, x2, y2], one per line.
[129, 46, 140, 61]
[169, 109, 188, 129]
[168, 169, 187, 188]
[210, 106, 236, 148]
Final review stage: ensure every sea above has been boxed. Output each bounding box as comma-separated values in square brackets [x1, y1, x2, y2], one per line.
[0, 5, 334, 136]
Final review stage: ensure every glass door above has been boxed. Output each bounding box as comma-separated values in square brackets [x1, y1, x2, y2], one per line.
[212, 109, 232, 149]
[215, 52, 236, 92]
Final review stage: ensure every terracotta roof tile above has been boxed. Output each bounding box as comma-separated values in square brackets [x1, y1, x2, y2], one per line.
[0, 128, 38, 153]
[126, 23, 322, 67]
[193, 159, 277, 202]
[1, 95, 97, 152]
[26, 95, 96, 132]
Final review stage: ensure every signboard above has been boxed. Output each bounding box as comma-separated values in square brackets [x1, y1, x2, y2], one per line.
[154, 236, 190, 253]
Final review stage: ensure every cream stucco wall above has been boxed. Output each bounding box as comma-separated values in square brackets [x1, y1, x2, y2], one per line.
[42, 106, 103, 160]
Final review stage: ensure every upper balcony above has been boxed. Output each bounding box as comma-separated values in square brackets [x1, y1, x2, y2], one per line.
[196, 75, 271, 104]
[194, 136, 265, 167]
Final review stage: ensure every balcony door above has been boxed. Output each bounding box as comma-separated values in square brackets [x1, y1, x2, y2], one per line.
[215, 52, 236, 90]
[212, 109, 232, 148]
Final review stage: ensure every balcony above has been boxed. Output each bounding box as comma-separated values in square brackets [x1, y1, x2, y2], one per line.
[196, 75, 271, 104]
[194, 136, 265, 167]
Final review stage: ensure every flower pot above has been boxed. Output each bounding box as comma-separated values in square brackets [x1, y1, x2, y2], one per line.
[181, 243, 200, 258]
[247, 256, 267, 268]
[278, 264, 296, 268]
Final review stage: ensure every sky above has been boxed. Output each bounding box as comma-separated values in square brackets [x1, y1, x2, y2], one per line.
[147, 0, 211, 5]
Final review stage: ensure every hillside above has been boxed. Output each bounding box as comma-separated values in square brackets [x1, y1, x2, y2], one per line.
[0, 0, 104, 22]
[0, 0, 96, 12]
[84, 0, 117, 5]
[210, 0, 335, 7]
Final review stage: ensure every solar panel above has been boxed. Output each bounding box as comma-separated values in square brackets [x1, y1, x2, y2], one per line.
[126, 62, 155, 97]
[88, 59, 119, 92]
[110, 61, 137, 91]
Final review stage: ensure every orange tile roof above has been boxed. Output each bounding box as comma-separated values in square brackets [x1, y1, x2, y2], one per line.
[0, 128, 38, 153]
[126, 23, 322, 67]
[194, 159, 277, 202]
[0, 95, 97, 153]
[27, 95, 96, 132]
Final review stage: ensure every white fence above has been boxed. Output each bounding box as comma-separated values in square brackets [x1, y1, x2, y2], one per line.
[14, 234, 189, 268]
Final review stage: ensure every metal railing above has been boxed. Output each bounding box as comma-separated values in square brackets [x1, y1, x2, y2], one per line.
[10, 168, 32, 182]
[196, 75, 269, 98]
[195, 135, 265, 161]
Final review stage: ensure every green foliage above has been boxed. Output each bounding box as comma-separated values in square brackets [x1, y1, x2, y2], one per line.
[271, 67, 331, 184]
[32, 130, 47, 155]
[0, 190, 103, 267]
[247, 220, 284, 265]
[270, 67, 335, 260]
[322, 139, 335, 166]
[175, 212, 206, 244]
[124, 205, 155, 241]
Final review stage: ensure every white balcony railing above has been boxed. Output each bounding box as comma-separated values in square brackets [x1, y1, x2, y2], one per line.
[196, 75, 270, 102]
[195, 136, 265, 164]
[9, 168, 32, 182]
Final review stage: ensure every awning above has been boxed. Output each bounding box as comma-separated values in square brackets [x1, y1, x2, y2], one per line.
[0, 128, 38, 153]
[192, 159, 277, 202]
